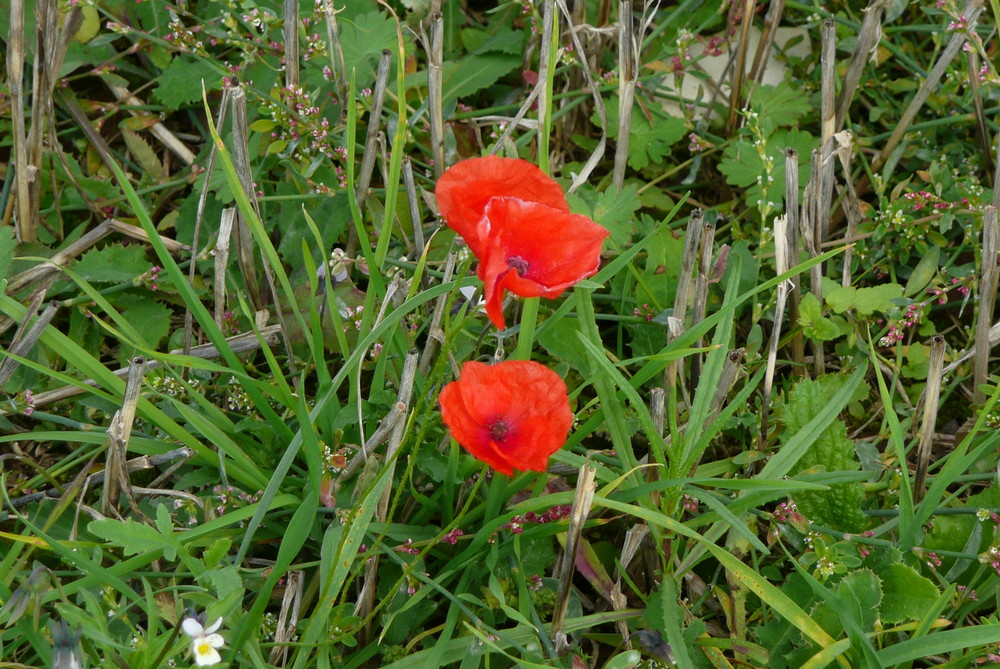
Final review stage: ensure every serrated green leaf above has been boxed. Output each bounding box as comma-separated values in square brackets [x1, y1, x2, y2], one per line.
[638, 217, 683, 308]
[340, 11, 399, 85]
[783, 375, 868, 532]
[74, 244, 150, 283]
[591, 183, 641, 247]
[750, 82, 813, 128]
[153, 57, 224, 110]
[718, 129, 817, 212]
[827, 283, 903, 316]
[203, 538, 232, 569]
[838, 568, 882, 632]
[205, 566, 243, 598]
[807, 316, 841, 342]
[598, 98, 686, 170]
[901, 343, 929, 379]
[121, 129, 165, 181]
[879, 563, 939, 624]
[117, 295, 172, 349]
[799, 293, 840, 341]
[88, 517, 179, 561]
[538, 312, 594, 376]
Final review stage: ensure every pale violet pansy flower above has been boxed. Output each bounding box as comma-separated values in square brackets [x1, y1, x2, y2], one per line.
[182, 615, 225, 666]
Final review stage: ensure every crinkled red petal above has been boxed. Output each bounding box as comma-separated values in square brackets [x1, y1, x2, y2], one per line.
[477, 197, 609, 328]
[435, 157, 569, 257]
[438, 360, 572, 476]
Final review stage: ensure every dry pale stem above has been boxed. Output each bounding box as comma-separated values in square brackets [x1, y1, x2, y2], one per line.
[914, 336, 946, 502]
[612, 0, 636, 191]
[214, 208, 237, 328]
[552, 463, 597, 646]
[974, 206, 999, 403]
[726, 0, 757, 134]
[426, 12, 445, 178]
[835, 0, 890, 130]
[284, 0, 300, 88]
[101, 357, 147, 517]
[0, 301, 59, 387]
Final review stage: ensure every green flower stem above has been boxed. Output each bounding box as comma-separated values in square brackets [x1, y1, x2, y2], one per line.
[514, 297, 540, 360]
[483, 469, 509, 523]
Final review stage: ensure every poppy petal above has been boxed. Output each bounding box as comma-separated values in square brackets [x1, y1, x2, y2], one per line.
[435, 157, 569, 256]
[477, 197, 609, 328]
[438, 370, 516, 476]
[438, 360, 572, 476]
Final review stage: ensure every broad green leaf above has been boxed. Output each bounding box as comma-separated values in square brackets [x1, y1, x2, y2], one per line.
[904, 245, 940, 296]
[878, 563, 939, 624]
[592, 183, 641, 247]
[854, 283, 903, 315]
[72, 4, 100, 43]
[0, 227, 17, 281]
[118, 295, 172, 350]
[74, 244, 151, 283]
[538, 312, 594, 375]
[339, 11, 398, 85]
[249, 119, 277, 132]
[718, 128, 817, 212]
[637, 216, 683, 309]
[440, 54, 520, 104]
[153, 56, 224, 110]
[599, 98, 686, 170]
[205, 566, 243, 599]
[783, 375, 868, 532]
[799, 293, 840, 341]
[750, 82, 813, 128]
[837, 568, 882, 632]
[203, 538, 232, 569]
[267, 139, 288, 155]
[827, 283, 903, 316]
[825, 286, 857, 314]
[461, 27, 525, 54]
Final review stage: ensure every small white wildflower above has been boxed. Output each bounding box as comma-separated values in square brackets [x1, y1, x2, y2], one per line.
[182, 615, 225, 666]
[977, 508, 990, 521]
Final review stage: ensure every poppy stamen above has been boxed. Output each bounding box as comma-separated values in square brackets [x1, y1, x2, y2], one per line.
[506, 256, 529, 277]
[489, 418, 511, 442]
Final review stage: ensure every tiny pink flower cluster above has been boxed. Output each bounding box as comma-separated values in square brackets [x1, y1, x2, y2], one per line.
[487, 505, 573, 543]
[879, 304, 923, 347]
[902, 190, 968, 211]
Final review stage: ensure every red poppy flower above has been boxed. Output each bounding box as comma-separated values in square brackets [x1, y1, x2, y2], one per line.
[435, 156, 570, 257]
[438, 360, 573, 476]
[476, 197, 609, 329]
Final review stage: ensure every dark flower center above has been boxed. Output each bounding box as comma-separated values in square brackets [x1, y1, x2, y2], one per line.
[488, 418, 511, 442]
[506, 256, 529, 277]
